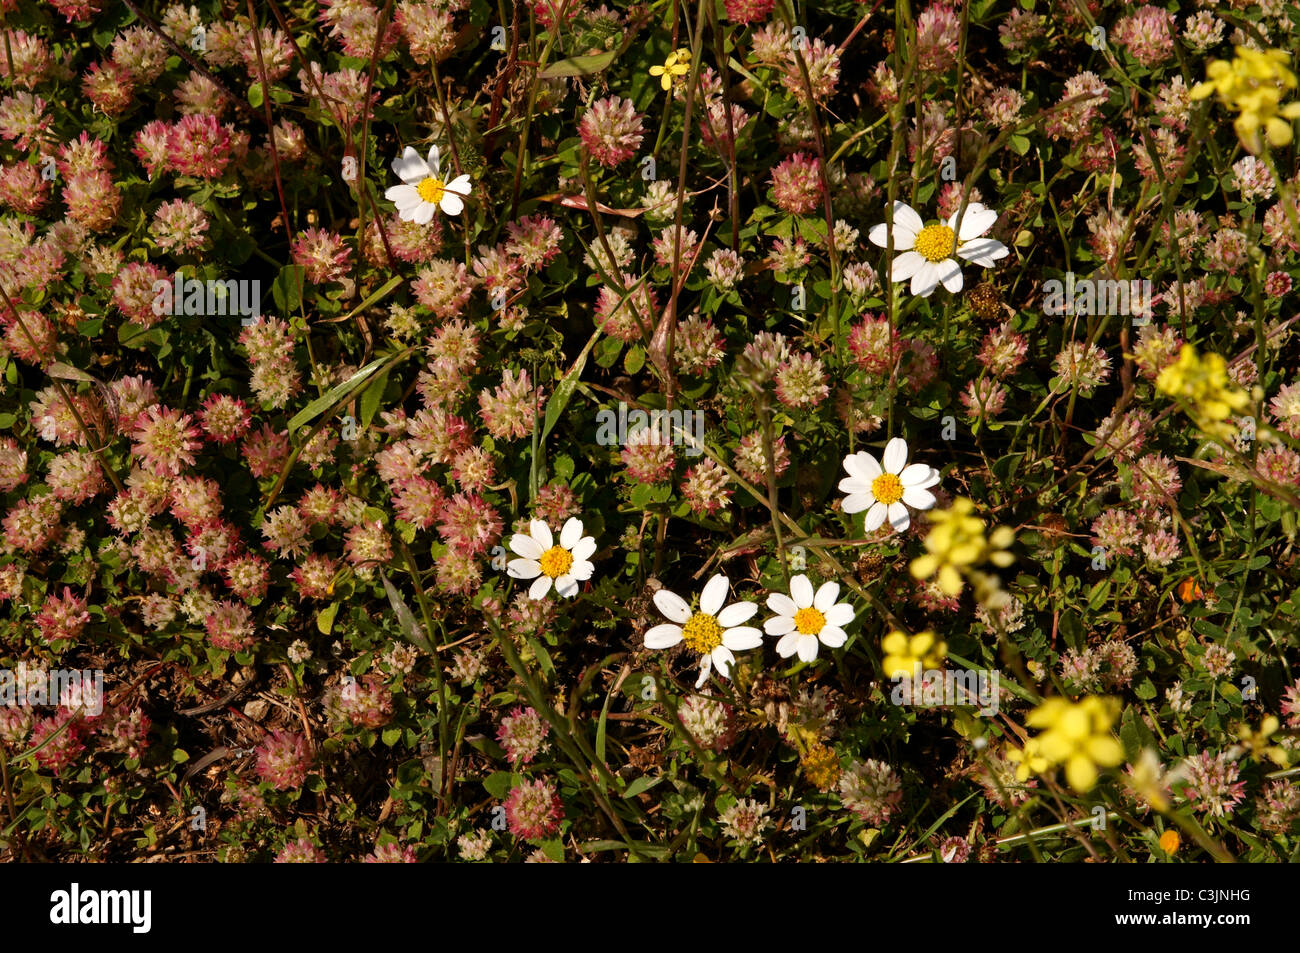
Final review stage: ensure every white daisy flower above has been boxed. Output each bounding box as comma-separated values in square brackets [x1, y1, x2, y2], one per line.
[506, 518, 596, 600]
[764, 574, 855, 663]
[868, 200, 1009, 297]
[839, 436, 940, 534]
[384, 145, 472, 224]
[644, 574, 762, 688]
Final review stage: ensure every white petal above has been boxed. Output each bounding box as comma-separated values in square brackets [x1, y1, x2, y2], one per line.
[937, 258, 964, 293]
[863, 501, 889, 532]
[506, 558, 541, 579]
[910, 261, 941, 297]
[700, 574, 729, 616]
[559, 517, 583, 549]
[838, 477, 868, 497]
[721, 626, 763, 650]
[426, 145, 441, 175]
[571, 537, 597, 562]
[569, 559, 595, 581]
[412, 201, 436, 225]
[765, 615, 797, 635]
[529, 520, 553, 550]
[956, 237, 1009, 268]
[509, 533, 544, 560]
[842, 451, 882, 481]
[841, 492, 873, 514]
[790, 574, 814, 608]
[439, 191, 465, 216]
[796, 636, 819, 663]
[695, 658, 711, 689]
[385, 183, 420, 206]
[710, 646, 736, 679]
[899, 462, 932, 487]
[919, 467, 942, 489]
[392, 194, 424, 215]
[445, 174, 472, 196]
[882, 437, 909, 474]
[528, 575, 553, 600]
[775, 632, 801, 658]
[767, 592, 799, 616]
[819, 626, 848, 648]
[867, 219, 918, 251]
[950, 203, 998, 241]
[392, 146, 430, 184]
[823, 603, 855, 627]
[395, 204, 418, 223]
[892, 202, 925, 235]
[716, 601, 758, 627]
[887, 501, 911, 532]
[813, 582, 840, 611]
[902, 485, 937, 510]
[891, 250, 928, 282]
[653, 589, 692, 623]
[554, 575, 579, 597]
[644, 623, 684, 648]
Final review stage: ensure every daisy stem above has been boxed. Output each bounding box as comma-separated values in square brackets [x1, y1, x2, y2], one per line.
[759, 394, 790, 589]
[395, 538, 450, 811]
[487, 616, 644, 853]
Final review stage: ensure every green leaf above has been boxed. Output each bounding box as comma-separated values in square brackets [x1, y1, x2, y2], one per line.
[46, 362, 100, 385]
[624, 344, 645, 375]
[360, 370, 389, 430]
[316, 602, 339, 635]
[553, 453, 575, 481]
[379, 571, 436, 654]
[541, 329, 601, 443]
[286, 356, 390, 434]
[248, 83, 264, 108]
[483, 771, 513, 799]
[271, 264, 307, 314]
[594, 336, 623, 368]
[621, 775, 661, 799]
[539, 51, 617, 79]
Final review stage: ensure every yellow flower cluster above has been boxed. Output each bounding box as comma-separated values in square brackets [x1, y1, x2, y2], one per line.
[1190, 46, 1300, 153]
[1154, 343, 1249, 440]
[649, 49, 691, 91]
[881, 629, 946, 679]
[1010, 696, 1125, 793]
[909, 498, 1014, 605]
[1235, 715, 1288, 767]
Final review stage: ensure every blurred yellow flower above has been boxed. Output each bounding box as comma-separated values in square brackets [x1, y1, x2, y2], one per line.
[1190, 46, 1300, 152]
[1024, 696, 1125, 793]
[1126, 748, 1172, 812]
[1154, 343, 1249, 439]
[881, 628, 947, 679]
[649, 49, 691, 91]
[1235, 715, 1288, 767]
[909, 497, 1015, 599]
[1158, 829, 1180, 855]
[1006, 737, 1050, 782]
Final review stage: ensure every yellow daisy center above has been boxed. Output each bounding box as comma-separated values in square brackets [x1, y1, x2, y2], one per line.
[793, 607, 826, 635]
[913, 224, 956, 263]
[872, 472, 904, 504]
[681, 611, 723, 654]
[538, 545, 573, 579]
[416, 176, 446, 204]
